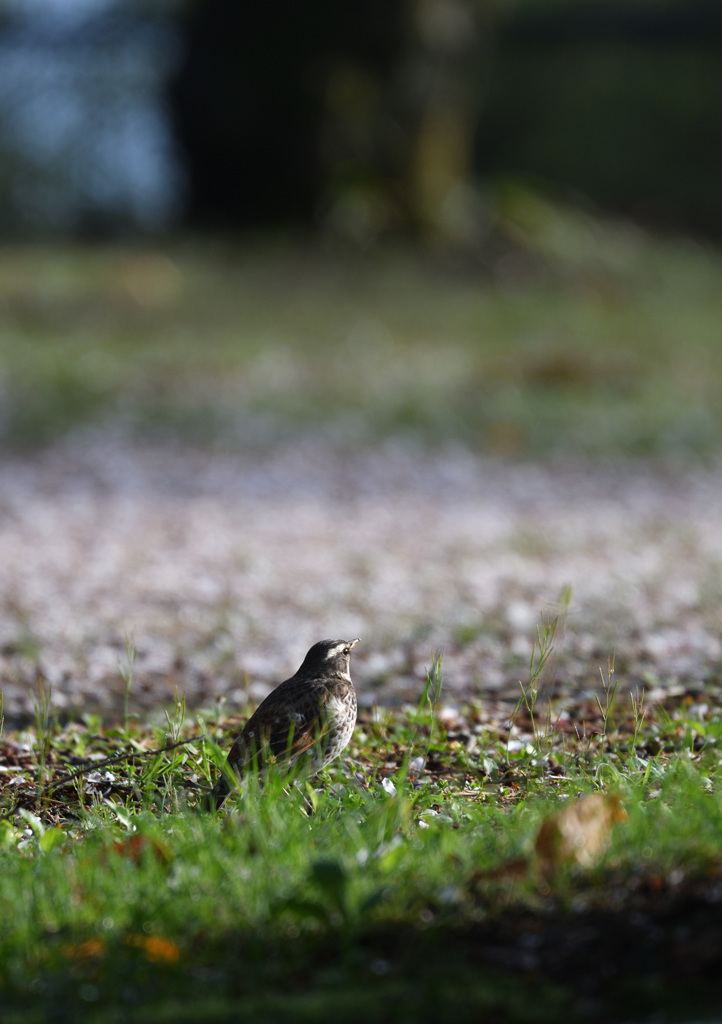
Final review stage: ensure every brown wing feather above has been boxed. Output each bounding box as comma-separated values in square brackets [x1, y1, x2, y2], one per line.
[228, 678, 332, 768]
[210, 643, 358, 809]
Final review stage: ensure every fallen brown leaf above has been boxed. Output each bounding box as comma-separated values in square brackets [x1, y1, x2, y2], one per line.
[535, 793, 627, 879]
[107, 834, 172, 865]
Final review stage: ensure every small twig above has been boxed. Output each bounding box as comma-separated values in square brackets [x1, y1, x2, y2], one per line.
[47, 734, 206, 793]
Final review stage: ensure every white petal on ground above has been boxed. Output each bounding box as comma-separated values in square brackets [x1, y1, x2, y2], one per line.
[1, 436, 721, 721]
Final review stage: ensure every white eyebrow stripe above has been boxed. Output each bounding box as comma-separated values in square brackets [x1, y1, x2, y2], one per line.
[326, 643, 348, 658]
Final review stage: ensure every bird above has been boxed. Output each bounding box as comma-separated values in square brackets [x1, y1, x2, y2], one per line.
[210, 638, 360, 809]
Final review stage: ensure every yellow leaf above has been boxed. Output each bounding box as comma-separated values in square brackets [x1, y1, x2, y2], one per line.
[125, 934, 181, 964]
[64, 937, 106, 961]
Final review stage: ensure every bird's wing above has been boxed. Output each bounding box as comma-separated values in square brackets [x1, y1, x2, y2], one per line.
[231, 681, 329, 767]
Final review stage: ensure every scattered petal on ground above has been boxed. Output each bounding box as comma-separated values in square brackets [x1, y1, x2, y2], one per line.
[1, 436, 721, 722]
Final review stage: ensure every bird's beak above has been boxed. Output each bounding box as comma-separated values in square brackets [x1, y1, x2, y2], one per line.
[349, 638, 360, 649]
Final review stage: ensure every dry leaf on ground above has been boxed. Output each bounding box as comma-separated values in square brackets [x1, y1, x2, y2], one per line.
[535, 793, 627, 878]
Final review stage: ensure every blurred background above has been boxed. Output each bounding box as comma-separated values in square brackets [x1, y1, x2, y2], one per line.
[0, 0, 721, 454]
[1, 0, 722, 721]
[2, 0, 722, 239]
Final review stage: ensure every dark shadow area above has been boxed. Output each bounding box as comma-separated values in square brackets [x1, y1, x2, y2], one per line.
[11, 875, 722, 1024]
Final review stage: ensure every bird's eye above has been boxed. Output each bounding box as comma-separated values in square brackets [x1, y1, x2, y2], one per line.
[343, 647, 349, 656]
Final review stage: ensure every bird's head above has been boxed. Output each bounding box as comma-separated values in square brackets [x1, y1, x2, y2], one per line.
[299, 638, 360, 679]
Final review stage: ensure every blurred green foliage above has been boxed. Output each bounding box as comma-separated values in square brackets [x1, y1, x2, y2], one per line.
[0, 0, 719, 239]
[483, 0, 722, 234]
[173, 0, 722, 238]
[0, 211, 720, 457]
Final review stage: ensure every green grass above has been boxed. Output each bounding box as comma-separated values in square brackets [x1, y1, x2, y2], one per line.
[1, 216, 721, 456]
[3, 218, 722, 1020]
[4, 630, 722, 1022]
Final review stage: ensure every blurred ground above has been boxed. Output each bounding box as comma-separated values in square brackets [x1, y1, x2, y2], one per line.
[1, 234, 721, 724]
[1, 433, 721, 725]
[1, 229, 722, 458]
